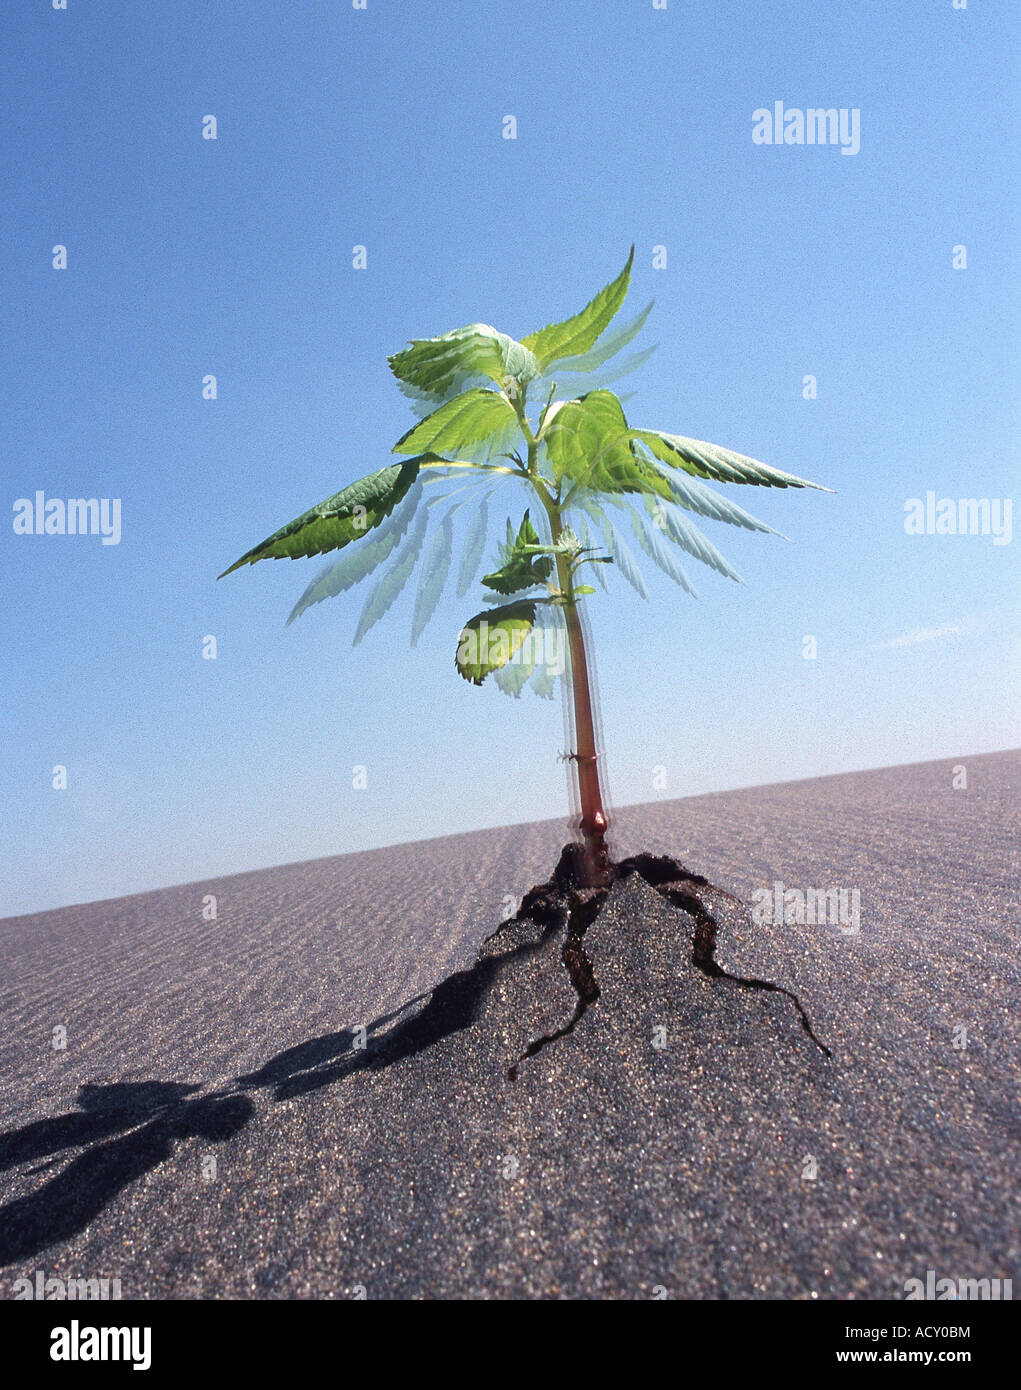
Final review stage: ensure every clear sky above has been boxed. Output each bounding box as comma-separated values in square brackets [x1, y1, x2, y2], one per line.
[2, 0, 1018, 918]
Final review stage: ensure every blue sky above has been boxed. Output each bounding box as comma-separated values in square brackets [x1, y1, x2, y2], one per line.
[2, 0, 1018, 918]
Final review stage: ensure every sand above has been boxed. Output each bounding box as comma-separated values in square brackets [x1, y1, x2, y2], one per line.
[1, 750, 1018, 1298]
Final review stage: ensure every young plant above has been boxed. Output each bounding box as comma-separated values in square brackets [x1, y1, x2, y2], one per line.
[221, 248, 828, 881]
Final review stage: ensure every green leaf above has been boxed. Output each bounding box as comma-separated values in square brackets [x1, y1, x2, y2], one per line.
[596, 512, 649, 599]
[546, 300, 653, 375]
[544, 390, 671, 499]
[529, 661, 558, 699]
[456, 493, 491, 597]
[388, 324, 539, 399]
[632, 429, 829, 490]
[455, 601, 538, 686]
[645, 457, 782, 534]
[353, 505, 430, 645]
[628, 507, 698, 597]
[640, 496, 744, 582]
[410, 511, 454, 645]
[286, 480, 423, 624]
[393, 388, 519, 457]
[493, 653, 532, 698]
[523, 247, 634, 370]
[555, 343, 659, 393]
[573, 516, 610, 591]
[219, 459, 425, 578]
[492, 606, 564, 699]
[482, 511, 553, 595]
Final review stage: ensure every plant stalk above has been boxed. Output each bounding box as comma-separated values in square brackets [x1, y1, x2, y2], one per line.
[526, 434, 611, 885]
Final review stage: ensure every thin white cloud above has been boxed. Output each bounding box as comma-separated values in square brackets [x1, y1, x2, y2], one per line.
[873, 621, 976, 650]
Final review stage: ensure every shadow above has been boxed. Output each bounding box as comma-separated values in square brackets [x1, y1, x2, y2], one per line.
[0, 1082, 202, 1174]
[0, 1087, 252, 1267]
[0, 846, 819, 1267]
[268, 926, 558, 1101]
[0, 919, 558, 1267]
[234, 993, 431, 1092]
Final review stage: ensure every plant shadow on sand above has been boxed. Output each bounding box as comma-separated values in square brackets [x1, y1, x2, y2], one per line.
[0, 846, 828, 1266]
[0, 1083, 253, 1267]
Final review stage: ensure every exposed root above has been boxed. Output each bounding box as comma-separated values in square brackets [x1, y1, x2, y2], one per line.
[504, 844, 831, 1078]
[508, 886, 606, 1080]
